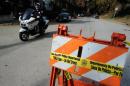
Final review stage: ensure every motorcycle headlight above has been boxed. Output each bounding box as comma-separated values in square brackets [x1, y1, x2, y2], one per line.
[20, 23, 26, 27]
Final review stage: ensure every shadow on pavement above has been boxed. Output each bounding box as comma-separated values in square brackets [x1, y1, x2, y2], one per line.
[69, 19, 93, 24]
[0, 42, 26, 50]
[0, 31, 57, 50]
[50, 19, 93, 25]
[28, 31, 57, 42]
[44, 31, 57, 38]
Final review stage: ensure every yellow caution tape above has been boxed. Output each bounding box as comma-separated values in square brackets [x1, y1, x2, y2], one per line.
[125, 41, 130, 46]
[65, 72, 71, 80]
[50, 52, 123, 77]
[57, 69, 61, 75]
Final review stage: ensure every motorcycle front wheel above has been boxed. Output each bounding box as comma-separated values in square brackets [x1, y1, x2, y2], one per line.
[19, 32, 29, 41]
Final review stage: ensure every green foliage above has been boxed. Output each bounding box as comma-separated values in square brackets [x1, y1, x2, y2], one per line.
[95, 0, 107, 5]
[95, 0, 117, 8]
[90, 0, 118, 13]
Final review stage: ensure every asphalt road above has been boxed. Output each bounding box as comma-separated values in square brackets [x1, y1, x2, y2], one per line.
[0, 17, 130, 86]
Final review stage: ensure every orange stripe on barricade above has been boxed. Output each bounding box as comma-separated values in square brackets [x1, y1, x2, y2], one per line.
[67, 46, 127, 76]
[54, 37, 89, 75]
[89, 46, 128, 63]
[73, 80, 94, 86]
[67, 65, 91, 76]
[55, 38, 88, 54]
[66, 44, 128, 77]
[80, 46, 127, 85]
[100, 76, 120, 86]
[66, 45, 127, 85]
[49, 59, 58, 66]
[77, 67, 91, 75]
[50, 36, 88, 70]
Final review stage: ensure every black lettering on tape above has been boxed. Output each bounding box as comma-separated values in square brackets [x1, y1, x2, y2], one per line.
[51, 52, 123, 77]
[98, 67, 102, 71]
[113, 71, 122, 77]
[102, 68, 111, 74]
[114, 71, 119, 76]
[51, 53, 54, 55]
[64, 59, 67, 62]
[68, 56, 72, 59]
[108, 65, 112, 69]
[62, 55, 67, 58]
[67, 59, 70, 63]
[53, 56, 56, 60]
[119, 72, 123, 77]
[91, 65, 97, 70]
[71, 61, 77, 65]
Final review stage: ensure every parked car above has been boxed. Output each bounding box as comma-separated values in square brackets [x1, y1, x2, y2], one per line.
[56, 10, 71, 22]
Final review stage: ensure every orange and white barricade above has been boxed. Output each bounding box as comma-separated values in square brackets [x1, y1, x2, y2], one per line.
[49, 24, 129, 86]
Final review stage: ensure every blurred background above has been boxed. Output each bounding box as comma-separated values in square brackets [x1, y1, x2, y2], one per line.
[0, 0, 130, 21]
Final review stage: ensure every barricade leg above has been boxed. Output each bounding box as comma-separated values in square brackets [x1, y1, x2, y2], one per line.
[67, 74, 74, 86]
[58, 70, 74, 86]
[63, 71, 68, 86]
[50, 67, 58, 86]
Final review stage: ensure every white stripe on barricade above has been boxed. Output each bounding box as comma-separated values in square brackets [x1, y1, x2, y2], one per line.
[51, 36, 72, 52]
[71, 42, 107, 58]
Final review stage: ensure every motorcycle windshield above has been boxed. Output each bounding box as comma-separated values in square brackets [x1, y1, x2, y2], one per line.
[21, 8, 34, 20]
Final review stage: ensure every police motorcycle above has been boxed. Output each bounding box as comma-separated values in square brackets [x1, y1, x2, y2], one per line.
[19, 5, 49, 41]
